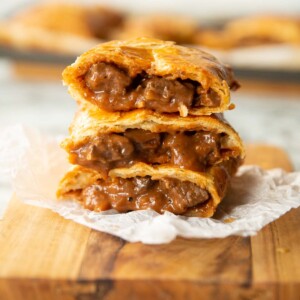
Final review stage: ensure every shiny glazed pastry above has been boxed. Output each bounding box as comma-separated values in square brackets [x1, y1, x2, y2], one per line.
[62, 38, 239, 116]
[57, 38, 245, 217]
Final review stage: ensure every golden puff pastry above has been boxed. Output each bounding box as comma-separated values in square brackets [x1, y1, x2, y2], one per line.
[61, 102, 245, 178]
[112, 14, 198, 44]
[62, 37, 239, 116]
[224, 15, 300, 46]
[57, 37, 245, 218]
[0, 3, 123, 54]
[57, 162, 235, 218]
[0, 21, 100, 55]
[195, 15, 300, 49]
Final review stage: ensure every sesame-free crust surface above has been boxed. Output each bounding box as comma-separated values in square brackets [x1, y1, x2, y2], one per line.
[62, 37, 238, 115]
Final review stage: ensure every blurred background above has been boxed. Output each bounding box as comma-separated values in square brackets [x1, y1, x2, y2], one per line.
[2, 0, 300, 20]
[0, 0, 300, 209]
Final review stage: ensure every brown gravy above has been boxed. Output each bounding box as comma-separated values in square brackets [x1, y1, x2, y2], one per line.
[70, 129, 223, 176]
[84, 62, 222, 114]
[82, 176, 209, 214]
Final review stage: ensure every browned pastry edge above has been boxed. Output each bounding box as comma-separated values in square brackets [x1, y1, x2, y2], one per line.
[57, 160, 239, 217]
[62, 103, 245, 163]
[62, 37, 238, 115]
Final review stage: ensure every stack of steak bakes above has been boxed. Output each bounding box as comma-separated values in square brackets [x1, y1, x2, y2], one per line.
[57, 37, 245, 217]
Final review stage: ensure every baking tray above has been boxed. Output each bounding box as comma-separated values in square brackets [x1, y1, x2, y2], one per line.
[1, 44, 300, 82]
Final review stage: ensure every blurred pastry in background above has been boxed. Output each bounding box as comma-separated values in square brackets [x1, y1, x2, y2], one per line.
[113, 14, 198, 44]
[1, 2, 298, 54]
[195, 15, 300, 49]
[194, 29, 232, 50]
[1, 3, 299, 74]
[9, 3, 124, 40]
[0, 3, 124, 54]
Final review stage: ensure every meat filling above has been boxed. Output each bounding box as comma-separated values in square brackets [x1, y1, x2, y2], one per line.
[84, 62, 221, 113]
[70, 129, 223, 175]
[81, 176, 209, 214]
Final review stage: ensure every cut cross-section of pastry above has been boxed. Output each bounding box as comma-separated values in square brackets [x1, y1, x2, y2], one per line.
[62, 37, 239, 116]
[57, 162, 234, 217]
[57, 37, 245, 218]
[62, 103, 245, 177]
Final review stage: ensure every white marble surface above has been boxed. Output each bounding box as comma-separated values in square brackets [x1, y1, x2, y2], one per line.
[0, 59, 300, 217]
[226, 93, 300, 171]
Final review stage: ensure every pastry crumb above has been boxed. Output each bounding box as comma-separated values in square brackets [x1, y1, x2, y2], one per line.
[223, 217, 236, 223]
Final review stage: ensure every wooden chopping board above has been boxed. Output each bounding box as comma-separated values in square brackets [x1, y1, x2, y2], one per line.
[0, 145, 299, 300]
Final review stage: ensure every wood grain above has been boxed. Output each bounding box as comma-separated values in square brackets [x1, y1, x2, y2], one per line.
[0, 145, 299, 300]
[0, 199, 91, 279]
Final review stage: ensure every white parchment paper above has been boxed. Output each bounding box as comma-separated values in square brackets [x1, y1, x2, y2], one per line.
[1, 125, 300, 244]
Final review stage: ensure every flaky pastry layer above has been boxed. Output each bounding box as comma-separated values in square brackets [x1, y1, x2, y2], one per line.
[62, 103, 245, 162]
[57, 162, 236, 217]
[63, 37, 238, 115]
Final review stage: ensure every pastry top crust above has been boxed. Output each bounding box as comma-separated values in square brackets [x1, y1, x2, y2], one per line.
[225, 15, 300, 44]
[62, 37, 238, 115]
[0, 3, 123, 54]
[112, 14, 198, 44]
[62, 103, 245, 163]
[10, 3, 94, 38]
[6, 3, 124, 39]
[0, 21, 100, 55]
[57, 162, 233, 218]
[195, 15, 300, 49]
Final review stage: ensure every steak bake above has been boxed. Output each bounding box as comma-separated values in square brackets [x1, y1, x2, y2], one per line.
[57, 38, 245, 217]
